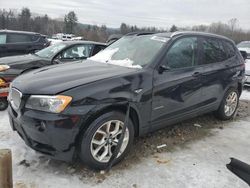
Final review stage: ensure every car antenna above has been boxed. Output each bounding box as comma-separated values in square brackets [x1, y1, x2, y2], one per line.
[107, 102, 131, 171]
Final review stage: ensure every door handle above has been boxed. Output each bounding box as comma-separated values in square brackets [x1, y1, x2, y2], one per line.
[192, 72, 201, 77]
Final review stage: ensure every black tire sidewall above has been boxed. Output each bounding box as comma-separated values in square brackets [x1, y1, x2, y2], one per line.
[0, 98, 8, 111]
[216, 88, 239, 120]
[78, 111, 135, 170]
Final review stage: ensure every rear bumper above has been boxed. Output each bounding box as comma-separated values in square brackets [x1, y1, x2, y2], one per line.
[8, 106, 82, 161]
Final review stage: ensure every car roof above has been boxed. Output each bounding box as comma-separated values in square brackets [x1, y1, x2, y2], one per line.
[60, 40, 107, 46]
[125, 31, 234, 43]
[0, 29, 41, 35]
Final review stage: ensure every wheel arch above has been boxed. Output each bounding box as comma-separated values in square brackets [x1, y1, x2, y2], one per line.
[76, 104, 140, 145]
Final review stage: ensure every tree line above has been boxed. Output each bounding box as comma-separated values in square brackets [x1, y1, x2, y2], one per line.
[0, 8, 250, 43]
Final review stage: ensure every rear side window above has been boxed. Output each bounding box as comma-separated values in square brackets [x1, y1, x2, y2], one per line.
[201, 38, 227, 65]
[0, 34, 7, 44]
[223, 41, 236, 59]
[166, 37, 198, 69]
[7, 34, 32, 43]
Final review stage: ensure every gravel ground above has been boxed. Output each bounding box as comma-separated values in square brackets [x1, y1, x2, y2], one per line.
[0, 89, 250, 188]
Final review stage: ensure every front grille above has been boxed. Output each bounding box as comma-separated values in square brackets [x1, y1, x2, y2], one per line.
[9, 88, 22, 110]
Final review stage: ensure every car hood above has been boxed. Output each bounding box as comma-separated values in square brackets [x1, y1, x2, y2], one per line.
[12, 60, 139, 95]
[0, 54, 43, 66]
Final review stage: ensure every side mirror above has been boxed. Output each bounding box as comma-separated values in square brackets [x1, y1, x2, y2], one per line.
[240, 51, 248, 60]
[158, 65, 170, 74]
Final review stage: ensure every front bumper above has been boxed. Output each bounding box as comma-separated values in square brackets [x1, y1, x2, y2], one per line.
[8, 105, 83, 161]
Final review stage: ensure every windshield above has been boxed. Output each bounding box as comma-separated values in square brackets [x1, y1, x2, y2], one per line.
[237, 42, 250, 48]
[89, 35, 168, 68]
[36, 43, 66, 58]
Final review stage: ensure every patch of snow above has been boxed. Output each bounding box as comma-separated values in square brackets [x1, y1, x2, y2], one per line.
[89, 48, 142, 69]
[241, 89, 250, 101]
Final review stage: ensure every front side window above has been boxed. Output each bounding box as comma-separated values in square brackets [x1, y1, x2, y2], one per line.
[0, 34, 7, 44]
[166, 37, 198, 69]
[7, 34, 31, 43]
[89, 35, 168, 68]
[61, 44, 93, 59]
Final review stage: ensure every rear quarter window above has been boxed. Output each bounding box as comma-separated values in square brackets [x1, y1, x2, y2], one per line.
[30, 35, 40, 42]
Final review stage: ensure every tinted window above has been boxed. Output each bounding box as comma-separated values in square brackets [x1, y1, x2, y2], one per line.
[166, 37, 198, 69]
[31, 35, 40, 42]
[0, 34, 7, 44]
[61, 44, 93, 59]
[92, 45, 105, 56]
[201, 38, 227, 65]
[223, 41, 236, 59]
[7, 34, 31, 43]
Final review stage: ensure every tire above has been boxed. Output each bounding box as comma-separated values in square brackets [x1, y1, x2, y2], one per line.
[0, 97, 8, 111]
[215, 88, 239, 120]
[78, 111, 135, 170]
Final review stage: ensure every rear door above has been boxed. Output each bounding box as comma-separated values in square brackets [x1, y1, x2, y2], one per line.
[0, 33, 7, 57]
[151, 36, 204, 128]
[198, 37, 235, 108]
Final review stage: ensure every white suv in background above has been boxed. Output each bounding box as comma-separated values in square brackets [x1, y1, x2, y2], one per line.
[237, 41, 250, 86]
[238, 41, 250, 59]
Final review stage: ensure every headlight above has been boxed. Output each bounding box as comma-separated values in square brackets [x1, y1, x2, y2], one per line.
[0, 78, 6, 85]
[0, 65, 10, 72]
[26, 95, 72, 113]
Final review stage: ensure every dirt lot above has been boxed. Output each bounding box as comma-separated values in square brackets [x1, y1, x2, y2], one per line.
[0, 89, 250, 188]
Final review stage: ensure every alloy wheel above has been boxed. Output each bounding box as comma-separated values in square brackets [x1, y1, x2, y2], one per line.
[224, 91, 238, 117]
[90, 120, 129, 163]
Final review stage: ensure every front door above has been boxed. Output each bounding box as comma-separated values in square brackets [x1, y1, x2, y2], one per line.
[151, 36, 204, 128]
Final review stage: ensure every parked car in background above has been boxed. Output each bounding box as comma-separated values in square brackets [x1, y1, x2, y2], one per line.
[245, 59, 250, 87]
[237, 41, 250, 59]
[8, 32, 245, 170]
[47, 38, 63, 46]
[0, 30, 50, 58]
[0, 41, 106, 110]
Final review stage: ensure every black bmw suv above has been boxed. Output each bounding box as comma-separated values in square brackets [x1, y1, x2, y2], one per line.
[0, 30, 49, 57]
[8, 32, 245, 170]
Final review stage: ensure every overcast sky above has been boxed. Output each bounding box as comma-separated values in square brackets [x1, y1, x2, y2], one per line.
[1, 0, 250, 30]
